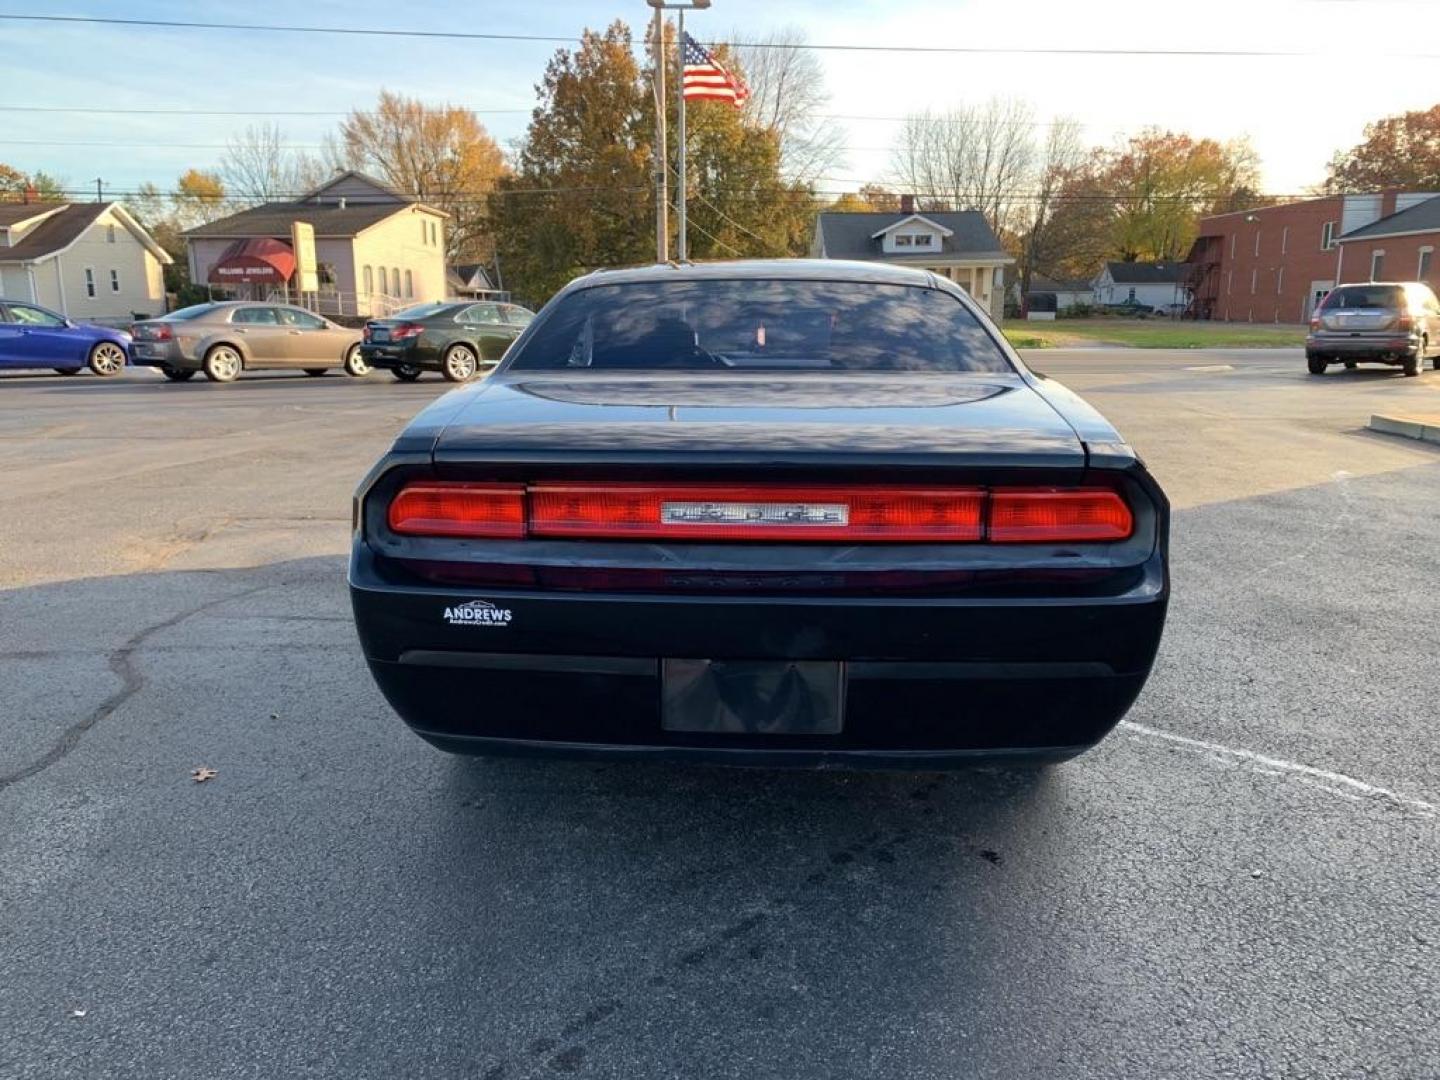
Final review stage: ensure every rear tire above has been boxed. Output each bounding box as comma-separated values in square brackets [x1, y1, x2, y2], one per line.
[392, 364, 422, 382]
[343, 345, 370, 377]
[441, 344, 479, 383]
[303, 368, 328, 377]
[161, 367, 197, 382]
[87, 341, 127, 377]
[1307, 354, 1327, 375]
[1343, 360, 1357, 370]
[53, 367, 81, 376]
[1403, 338, 1424, 377]
[202, 345, 243, 383]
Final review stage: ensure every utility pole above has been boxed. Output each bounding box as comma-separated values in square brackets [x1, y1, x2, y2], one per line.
[676, 7, 687, 262]
[649, 1, 668, 262]
[92, 177, 103, 203]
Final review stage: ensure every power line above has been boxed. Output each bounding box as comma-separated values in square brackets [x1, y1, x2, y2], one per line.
[0, 104, 532, 117]
[3, 13, 1431, 59]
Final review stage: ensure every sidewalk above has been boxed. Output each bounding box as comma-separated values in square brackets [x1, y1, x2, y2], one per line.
[1368, 413, 1440, 444]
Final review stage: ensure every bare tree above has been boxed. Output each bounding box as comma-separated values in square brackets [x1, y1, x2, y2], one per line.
[734, 27, 845, 185]
[218, 123, 324, 206]
[890, 98, 1038, 236]
[1018, 117, 1084, 304]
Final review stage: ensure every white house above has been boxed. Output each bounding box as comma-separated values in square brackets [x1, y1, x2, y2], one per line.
[811, 197, 1015, 321]
[0, 202, 171, 320]
[1093, 261, 1191, 311]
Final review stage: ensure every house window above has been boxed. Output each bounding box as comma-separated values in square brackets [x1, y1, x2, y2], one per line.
[894, 235, 913, 247]
[1281, 225, 1289, 255]
[421, 220, 427, 244]
[1322, 222, 1335, 250]
[84, 267, 96, 297]
[1419, 247, 1433, 280]
[392, 268, 401, 296]
[404, 270, 413, 298]
[363, 265, 373, 295]
[430, 222, 438, 246]
[106, 224, 116, 244]
[110, 269, 120, 293]
[910, 234, 934, 248]
[1370, 250, 1385, 281]
[378, 266, 388, 294]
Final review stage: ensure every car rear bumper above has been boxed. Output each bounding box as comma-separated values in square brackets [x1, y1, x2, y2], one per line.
[1307, 334, 1419, 359]
[359, 343, 434, 370]
[350, 546, 1167, 767]
[129, 342, 187, 368]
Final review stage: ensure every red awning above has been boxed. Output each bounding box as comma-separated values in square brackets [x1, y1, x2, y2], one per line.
[208, 237, 296, 285]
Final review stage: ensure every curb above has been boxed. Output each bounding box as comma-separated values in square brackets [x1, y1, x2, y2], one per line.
[1368, 414, 1440, 444]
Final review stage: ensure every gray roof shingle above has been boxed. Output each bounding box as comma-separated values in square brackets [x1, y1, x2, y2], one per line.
[0, 203, 107, 261]
[184, 201, 421, 239]
[815, 211, 1010, 260]
[0, 201, 67, 227]
[1104, 261, 1189, 285]
[1339, 195, 1440, 241]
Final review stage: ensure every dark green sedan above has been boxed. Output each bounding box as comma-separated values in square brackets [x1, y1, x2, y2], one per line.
[359, 301, 535, 382]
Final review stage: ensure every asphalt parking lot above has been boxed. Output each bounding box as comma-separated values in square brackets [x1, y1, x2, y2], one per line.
[2, 351, 1438, 1079]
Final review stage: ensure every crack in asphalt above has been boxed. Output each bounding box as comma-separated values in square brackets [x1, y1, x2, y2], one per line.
[485, 781, 1007, 1080]
[0, 583, 272, 791]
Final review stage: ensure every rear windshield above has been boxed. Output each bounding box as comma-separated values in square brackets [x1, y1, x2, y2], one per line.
[1322, 285, 1404, 310]
[392, 303, 455, 321]
[506, 280, 1012, 373]
[163, 303, 219, 321]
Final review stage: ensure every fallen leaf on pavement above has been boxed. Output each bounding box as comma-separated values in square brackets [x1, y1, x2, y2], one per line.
[191, 767, 217, 783]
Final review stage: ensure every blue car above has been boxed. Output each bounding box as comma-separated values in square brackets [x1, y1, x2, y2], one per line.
[0, 300, 131, 377]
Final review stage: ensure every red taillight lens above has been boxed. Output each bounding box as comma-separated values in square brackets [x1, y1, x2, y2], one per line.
[1398, 314, 1414, 332]
[528, 484, 985, 542]
[386, 482, 1136, 544]
[988, 488, 1133, 543]
[153, 323, 172, 341]
[388, 483, 526, 539]
[392, 323, 424, 341]
[362, 324, 373, 343]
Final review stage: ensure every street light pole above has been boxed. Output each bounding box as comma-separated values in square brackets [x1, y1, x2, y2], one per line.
[676, 7, 687, 262]
[646, 0, 709, 264]
[650, 2, 667, 263]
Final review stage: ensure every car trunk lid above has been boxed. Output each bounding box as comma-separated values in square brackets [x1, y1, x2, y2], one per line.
[431, 373, 1087, 470]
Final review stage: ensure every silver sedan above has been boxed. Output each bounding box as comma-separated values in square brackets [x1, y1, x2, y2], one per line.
[131, 302, 367, 383]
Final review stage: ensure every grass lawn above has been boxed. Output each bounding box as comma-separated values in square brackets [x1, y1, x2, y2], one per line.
[1003, 319, 1306, 350]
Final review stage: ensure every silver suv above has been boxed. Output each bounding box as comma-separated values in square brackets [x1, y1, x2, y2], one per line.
[1306, 282, 1440, 377]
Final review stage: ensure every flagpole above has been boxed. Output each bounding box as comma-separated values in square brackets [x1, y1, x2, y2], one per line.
[676, 8, 688, 262]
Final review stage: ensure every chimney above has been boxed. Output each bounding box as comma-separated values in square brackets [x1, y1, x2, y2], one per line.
[900, 193, 915, 214]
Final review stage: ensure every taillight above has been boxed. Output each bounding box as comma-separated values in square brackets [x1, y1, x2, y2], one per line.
[362, 324, 373, 343]
[1398, 313, 1414, 332]
[388, 483, 525, 538]
[989, 488, 1133, 543]
[1309, 316, 1321, 331]
[528, 484, 985, 542]
[152, 323, 172, 341]
[392, 323, 424, 341]
[384, 482, 1135, 544]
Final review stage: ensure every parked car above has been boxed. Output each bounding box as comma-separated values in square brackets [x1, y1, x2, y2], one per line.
[0, 301, 130, 377]
[130, 302, 366, 383]
[358, 300, 535, 383]
[1101, 300, 1153, 318]
[1306, 282, 1440, 377]
[349, 260, 1170, 769]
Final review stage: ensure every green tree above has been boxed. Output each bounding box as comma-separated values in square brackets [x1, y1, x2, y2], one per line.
[0, 163, 64, 201]
[337, 91, 508, 261]
[1326, 105, 1440, 192]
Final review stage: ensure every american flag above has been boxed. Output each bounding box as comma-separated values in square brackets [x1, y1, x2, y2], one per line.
[682, 33, 749, 108]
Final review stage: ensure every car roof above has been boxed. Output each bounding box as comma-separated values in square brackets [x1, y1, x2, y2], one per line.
[571, 259, 939, 291]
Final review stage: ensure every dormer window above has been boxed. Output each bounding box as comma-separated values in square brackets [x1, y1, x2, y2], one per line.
[895, 235, 913, 247]
[910, 233, 934, 248]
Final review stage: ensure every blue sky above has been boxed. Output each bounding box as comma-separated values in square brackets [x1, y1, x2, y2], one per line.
[4, 0, 1439, 200]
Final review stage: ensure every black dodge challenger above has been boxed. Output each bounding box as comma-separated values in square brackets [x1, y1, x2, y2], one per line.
[349, 260, 1169, 767]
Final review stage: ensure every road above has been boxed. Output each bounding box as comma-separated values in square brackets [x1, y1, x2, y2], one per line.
[2, 351, 1437, 1079]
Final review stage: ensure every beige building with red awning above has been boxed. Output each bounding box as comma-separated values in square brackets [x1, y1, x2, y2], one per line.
[184, 172, 447, 318]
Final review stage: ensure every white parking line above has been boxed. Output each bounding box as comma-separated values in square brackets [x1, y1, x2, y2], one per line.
[1118, 720, 1438, 818]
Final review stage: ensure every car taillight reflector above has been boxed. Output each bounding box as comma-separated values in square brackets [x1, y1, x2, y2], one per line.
[388, 483, 526, 539]
[528, 484, 985, 542]
[392, 323, 424, 341]
[988, 488, 1133, 543]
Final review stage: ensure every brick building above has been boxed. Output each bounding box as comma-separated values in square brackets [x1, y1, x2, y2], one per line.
[1188, 191, 1440, 323]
